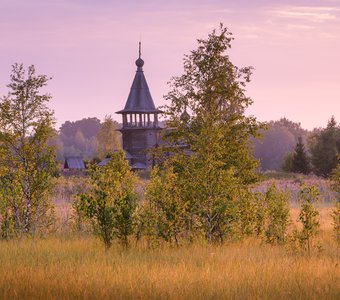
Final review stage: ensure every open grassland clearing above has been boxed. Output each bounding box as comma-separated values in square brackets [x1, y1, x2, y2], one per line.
[0, 207, 339, 300]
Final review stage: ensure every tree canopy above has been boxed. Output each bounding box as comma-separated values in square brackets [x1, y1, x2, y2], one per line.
[151, 24, 264, 243]
[0, 63, 56, 236]
[310, 117, 340, 177]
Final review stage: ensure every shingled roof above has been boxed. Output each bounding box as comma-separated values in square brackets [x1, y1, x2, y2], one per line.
[64, 157, 85, 170]
[98, 151, 133, 166]
[116, 43, 161, 114]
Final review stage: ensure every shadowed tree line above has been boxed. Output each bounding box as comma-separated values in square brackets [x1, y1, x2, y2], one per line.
[254, 117, 340, 177]
[50, 116, 122, 162]
[53, 115, 339, 178]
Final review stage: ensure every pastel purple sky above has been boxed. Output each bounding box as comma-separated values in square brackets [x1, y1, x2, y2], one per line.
[1, 0, 339, 130]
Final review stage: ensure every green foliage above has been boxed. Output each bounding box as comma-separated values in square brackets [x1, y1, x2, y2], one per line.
[76, 150, 137, 248]
[163, 24, 264, 182]
[0, 63, 57, 237]
[291, 137, 310, 174]
[236, 190, 260, 237]
[264, 183, 290, 244]
[330, 158, 340, 196]
[156, 24, 264, 244]
[330, 160, 340, 243]
[254, 118, 308, 171]
[96, 115, 121, 159]
[310, 117, 340, 177]
[281, 152, 294, 173]
[252, 192, 266, 236]
[189, 157, 241, 243]
[57, 117, 102, 160]
[144, 164, 186, 246]
[294, 185, 320, 253]
[331, 202, 340, 244]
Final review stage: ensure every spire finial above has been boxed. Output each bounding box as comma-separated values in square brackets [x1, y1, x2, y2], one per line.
[135, 41, 144, 68]
[139, 41, 141, 59]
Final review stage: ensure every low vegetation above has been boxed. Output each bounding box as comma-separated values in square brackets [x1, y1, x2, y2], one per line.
[0, 210, 338, 300]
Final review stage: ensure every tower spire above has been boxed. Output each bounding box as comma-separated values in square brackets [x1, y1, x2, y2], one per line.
[135, 41, 144, 69]
[139, 41, 141, 59]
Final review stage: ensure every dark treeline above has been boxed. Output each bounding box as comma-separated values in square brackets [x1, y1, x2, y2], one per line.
[51, 118, 167, 162]
[53, 116, 339, 177]
[253, 118, 309, 171]
[51, 117, 121, 161]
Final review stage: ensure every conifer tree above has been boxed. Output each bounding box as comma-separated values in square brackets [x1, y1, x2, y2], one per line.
[310, 117, 340, 177]
[291, 137, 310, 174]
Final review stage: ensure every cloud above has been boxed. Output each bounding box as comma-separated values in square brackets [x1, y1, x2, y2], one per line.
[270, 6, 340, 23]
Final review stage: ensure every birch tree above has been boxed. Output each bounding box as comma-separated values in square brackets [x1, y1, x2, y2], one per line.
[158, 24, 264, 243]
[0, 63, 56, 236]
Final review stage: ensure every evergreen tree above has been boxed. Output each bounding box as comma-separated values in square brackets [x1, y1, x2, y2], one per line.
[310, 117, 340, 177]
[291, 136, 310, 174]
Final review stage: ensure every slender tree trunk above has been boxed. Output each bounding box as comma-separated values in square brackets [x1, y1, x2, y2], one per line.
[23, 178, 31, 233]
[12, 204, 21, 232]
[23, 156, 32, 233]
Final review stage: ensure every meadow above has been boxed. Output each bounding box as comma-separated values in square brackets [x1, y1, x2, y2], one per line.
[0, 204, 339, 300]
[0, 176, 339, 299]
[0, 237, 339, 299]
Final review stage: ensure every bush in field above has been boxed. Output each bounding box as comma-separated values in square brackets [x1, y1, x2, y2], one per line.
[264, 183, 290, 244]
[236, 190, 261, 237]
[330, 160, 340, 243]
[76, 151, 137, 248]
[330, 158, 340, 195]
[331, 203, 340, 244]
[252, 192, 266, 236]
[144, 164, 186, 246]
[293, 185, 320, 253]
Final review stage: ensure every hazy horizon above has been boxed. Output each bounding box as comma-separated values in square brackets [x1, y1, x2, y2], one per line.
[1, 0, 339, 130]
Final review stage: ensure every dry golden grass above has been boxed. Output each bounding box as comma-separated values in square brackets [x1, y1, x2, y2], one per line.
[0, 208, 339, 300]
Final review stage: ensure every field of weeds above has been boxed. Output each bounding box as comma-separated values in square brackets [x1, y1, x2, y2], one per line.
[0, 176, 338, 299]
[0, 207, 339, 300]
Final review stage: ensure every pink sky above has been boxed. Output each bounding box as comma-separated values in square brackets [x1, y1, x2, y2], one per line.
[0, 0, 339, 130]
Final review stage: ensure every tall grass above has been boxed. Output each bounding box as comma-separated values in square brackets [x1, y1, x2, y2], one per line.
[0, 177, 338, 299]
[0, 232, 339, 299]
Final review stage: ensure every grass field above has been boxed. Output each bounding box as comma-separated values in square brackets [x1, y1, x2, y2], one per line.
[0, 208, 339, 300]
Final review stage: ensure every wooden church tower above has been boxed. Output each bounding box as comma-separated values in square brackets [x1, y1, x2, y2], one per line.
[116, 43, 162, 169]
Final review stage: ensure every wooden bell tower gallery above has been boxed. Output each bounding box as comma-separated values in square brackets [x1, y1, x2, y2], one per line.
[116, 43, 162, 169]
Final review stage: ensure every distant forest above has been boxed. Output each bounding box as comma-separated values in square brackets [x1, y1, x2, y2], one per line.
[52, 116, 338, 173]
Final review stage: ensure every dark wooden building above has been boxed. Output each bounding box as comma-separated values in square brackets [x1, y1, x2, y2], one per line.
[116, 43, 162, 169]
[64, 157, 85, 170]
